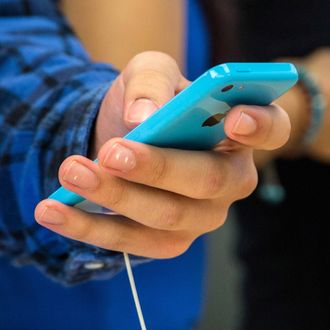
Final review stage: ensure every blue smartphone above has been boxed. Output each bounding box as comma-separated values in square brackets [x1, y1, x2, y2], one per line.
[48, 62, 298, 209]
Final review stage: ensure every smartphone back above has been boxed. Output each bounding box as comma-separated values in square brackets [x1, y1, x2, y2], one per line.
[49, 62, 298, 206]
[124, 62, 298, 150]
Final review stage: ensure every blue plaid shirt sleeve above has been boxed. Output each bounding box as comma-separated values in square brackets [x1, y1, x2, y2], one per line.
[0, 0, 147, 285]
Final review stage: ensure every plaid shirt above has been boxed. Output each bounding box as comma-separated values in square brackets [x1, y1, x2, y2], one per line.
[0, 0, 146, 285]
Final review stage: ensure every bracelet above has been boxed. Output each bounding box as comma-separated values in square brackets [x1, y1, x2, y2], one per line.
[258, 65, 326, 205]
[296, 65, 327, 145]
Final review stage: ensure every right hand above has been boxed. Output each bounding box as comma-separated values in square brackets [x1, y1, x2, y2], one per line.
[34, 52, 291, 259]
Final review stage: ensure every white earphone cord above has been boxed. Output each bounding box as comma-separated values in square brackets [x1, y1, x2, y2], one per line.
[123, 252, 147, 330]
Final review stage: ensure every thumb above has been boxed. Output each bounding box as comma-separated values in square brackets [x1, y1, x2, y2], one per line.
[121, 51, 189, 128]
[224, 104, 291, 150]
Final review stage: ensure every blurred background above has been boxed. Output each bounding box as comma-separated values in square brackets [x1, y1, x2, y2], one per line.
[197, 210, 243, 330]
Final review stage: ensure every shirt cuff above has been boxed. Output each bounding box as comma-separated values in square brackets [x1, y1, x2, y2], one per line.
[39, 76, 151, 285]
[62, 246, 150, 285]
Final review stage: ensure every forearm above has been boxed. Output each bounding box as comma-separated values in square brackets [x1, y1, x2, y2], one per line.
[254, 49, 330, 168]
[62, 0, 185, 71]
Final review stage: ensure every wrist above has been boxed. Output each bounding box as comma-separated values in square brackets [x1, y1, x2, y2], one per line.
[253, 83, 310, 168]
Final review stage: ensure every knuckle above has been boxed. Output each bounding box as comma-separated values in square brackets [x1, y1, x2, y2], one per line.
[205, 207, 228, 232]
[158, 199, 183, 230]
[149, 152, 169, 185]
[105, 178, 127, 208]
[130, 69, 174, 98]
[196, 158, 224, 198]
[239, 166, 258, 199]
[136, 69, 165, 85]
[107, 230, 125, 252]
[74, 218, 93, 242]
[159, 236, 192, 259]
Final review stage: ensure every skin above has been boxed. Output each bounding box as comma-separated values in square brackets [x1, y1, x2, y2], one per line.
[35, 2, 330, 259]
[34, 51, 291, 259]
[61, 0, 185, 70]
[255, 48, 330, 166]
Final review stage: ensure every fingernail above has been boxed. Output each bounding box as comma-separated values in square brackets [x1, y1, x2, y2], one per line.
[232, 112, 257, 135]
[63, 161, 99, 189]
[36, 206, 65, 225]
[126, 98, 158, 125]
[103, 143, 136, 172]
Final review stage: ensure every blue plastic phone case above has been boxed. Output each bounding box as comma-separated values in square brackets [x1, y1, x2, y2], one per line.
[49, 62, 298, 206]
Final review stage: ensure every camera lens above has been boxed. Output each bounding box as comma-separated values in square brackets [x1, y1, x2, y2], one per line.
[221, 84, 234, 92]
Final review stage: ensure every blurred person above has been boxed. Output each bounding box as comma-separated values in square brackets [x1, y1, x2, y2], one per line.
[186, 0, 330, 329]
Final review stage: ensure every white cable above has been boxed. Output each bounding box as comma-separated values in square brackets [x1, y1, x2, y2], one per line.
[123, 252, 147, 330]
[82, 207, 147, 329]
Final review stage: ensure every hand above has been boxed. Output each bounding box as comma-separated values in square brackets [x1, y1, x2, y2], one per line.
[34, 52, 290, 258]
[89, 51, 189, 158]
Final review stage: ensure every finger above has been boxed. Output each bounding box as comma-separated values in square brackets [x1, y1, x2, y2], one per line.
[97, 138, 257, 200]
[224, 104, 291, 150]
[34, 199, 192, 259]
[57, 155, 227, 232]
[121, 51, 189, 128]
